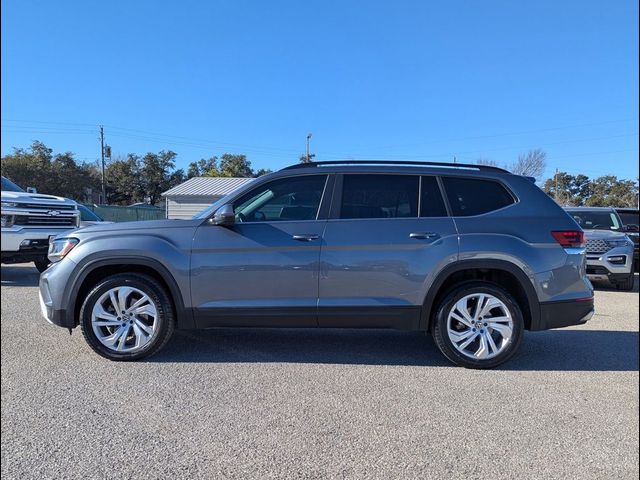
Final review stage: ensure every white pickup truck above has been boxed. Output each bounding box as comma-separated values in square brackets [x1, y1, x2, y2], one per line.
[1, 176, 80, 272]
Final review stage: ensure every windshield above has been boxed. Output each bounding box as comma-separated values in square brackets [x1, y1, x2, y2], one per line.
[568, 210, 622, 231]
[79, 205, 103, 222]
[1, 176, 24, 192]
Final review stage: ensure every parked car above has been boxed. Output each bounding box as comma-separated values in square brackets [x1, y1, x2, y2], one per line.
[615, 207, 639, 271]
[39, 161, 594, 368]
[565, 207, 635, 290]
[1, 176, 80, 272]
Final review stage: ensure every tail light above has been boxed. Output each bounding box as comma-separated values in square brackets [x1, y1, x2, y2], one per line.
[551, 230, 585, 248]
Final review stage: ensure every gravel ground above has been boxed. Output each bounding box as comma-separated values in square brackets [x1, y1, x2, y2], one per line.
[1, 264, 638, 479]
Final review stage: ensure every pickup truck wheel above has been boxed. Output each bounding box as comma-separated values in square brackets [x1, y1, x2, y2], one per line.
[34, 258, 50, 273]
[431, 281, 524, 369]
[79, 273, 175, 361]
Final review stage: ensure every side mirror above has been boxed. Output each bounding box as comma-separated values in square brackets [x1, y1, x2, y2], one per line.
[211, 204, 235, 226]
[26, 186, 37, 194]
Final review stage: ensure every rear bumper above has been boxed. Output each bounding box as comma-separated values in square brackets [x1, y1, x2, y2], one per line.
[535, 298, 594, 330]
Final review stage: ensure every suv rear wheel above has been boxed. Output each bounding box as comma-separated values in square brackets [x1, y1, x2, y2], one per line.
[431, 281, 524, 369]
[79, 273, 175, 361]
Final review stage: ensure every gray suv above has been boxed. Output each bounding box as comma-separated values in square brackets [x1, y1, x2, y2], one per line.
[39, 161, 594, 368]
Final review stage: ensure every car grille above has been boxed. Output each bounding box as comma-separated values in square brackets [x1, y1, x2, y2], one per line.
[13, 215, 77, 227]
[586, 266, 609, 275]
[19, 203, 76, 210]
[585, 239, 609, 254]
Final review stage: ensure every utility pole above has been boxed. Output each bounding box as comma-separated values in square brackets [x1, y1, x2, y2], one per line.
[554, 168, 559, 203]
[306, 133, 312, 163]
[100, 126, 106, 204]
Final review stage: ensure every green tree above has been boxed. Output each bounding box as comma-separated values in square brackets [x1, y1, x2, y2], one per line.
[585, 176, 638, 207]
[254, 168, 273, 177]
[1, 141, 97, 199]
[105, 155, 141, 205]
[542, 172, 638, 207]
[51, 152, 99, 200]
[187, 156, 219, 178]
[218, 154, 253, 177]
[139, 150, 178, 205]
[1, 141, 54, 193]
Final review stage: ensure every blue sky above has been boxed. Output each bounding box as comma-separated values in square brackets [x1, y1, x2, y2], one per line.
[1, 0, 638, 181]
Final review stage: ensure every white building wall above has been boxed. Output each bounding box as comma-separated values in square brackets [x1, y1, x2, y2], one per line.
[166, 195, 221, 219]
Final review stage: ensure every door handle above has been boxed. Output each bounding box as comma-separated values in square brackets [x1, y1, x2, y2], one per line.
[409, 232, 439, 240]
[292, 234, 320, 242]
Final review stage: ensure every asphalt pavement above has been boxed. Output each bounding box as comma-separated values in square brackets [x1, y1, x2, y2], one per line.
[1, 264, 638, 479]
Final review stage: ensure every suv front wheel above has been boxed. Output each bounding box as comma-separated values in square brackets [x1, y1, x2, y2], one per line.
[79, 273, 175, 361]
[431, 282, 524, 369]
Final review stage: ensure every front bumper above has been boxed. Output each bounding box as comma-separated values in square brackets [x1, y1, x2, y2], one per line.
[39, 262, 76, 328]
[1, 238, 50, 264]
[537, 298, 595, 330]
[585, 245, 634, 283]
[1, 227, 74, 252]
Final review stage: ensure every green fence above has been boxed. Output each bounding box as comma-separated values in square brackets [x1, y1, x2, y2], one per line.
[84, 204, 166, 222]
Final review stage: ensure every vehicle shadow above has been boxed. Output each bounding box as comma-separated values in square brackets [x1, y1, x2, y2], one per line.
[0, 265, 39, 287]
[151, 327, 639, 372]
[591, 273, 639, 293]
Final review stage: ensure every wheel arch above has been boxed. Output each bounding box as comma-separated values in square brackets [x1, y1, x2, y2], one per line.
[66, 257, 193, 329]
[421, 259, 540, 332]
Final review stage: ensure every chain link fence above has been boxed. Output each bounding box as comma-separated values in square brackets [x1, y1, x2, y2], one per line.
[83, 204, 166, 222]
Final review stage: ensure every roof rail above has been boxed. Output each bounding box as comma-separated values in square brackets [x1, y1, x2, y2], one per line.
[281, 160, 511, 173]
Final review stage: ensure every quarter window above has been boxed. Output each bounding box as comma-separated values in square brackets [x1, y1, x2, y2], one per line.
[340, 175, 418, 219]
[442, 177, 515, 216]
[233, 175, 327, 222]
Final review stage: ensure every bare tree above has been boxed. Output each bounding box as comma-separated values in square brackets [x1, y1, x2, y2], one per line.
[510, 149, 547, 179]
[476, 158, 499, 167]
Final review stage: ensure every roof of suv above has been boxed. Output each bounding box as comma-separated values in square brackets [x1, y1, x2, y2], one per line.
[564, 207, 617, 212]
[277, 160, 525, 179]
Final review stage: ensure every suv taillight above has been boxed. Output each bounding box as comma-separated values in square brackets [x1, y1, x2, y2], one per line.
[551, 230, 585, 248]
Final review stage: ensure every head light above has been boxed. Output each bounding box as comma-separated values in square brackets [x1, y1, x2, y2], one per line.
[606, 239, 632, 248]
[48, 237, 79, 263]
[1, 201, 18, 208]
[0, 215, 13, 227]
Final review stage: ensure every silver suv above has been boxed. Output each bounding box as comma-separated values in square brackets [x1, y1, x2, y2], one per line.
[39, 161, 594, 368]
[565, 207, 635, 290]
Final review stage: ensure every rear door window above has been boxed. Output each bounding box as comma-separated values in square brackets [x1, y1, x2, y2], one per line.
[420, 176, 448, 217]
[442, 177, 515, 216]
[340, 175, 418, 219]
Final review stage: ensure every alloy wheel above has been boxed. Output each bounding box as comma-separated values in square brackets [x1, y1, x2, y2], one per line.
[446, 293, 514, 360]
[91, 286, 158, 353]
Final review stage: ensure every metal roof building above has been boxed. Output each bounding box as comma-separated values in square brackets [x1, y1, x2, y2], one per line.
[161, 177, 254, 219]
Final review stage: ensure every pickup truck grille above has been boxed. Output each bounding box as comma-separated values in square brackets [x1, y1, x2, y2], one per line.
[18, 203, 76, 210]
[585, 239, 609, 254]
[13, 215, 77, 227]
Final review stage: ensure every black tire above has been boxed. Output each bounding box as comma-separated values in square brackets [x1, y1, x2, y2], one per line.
[34, 258, 50, 273]
[80, 273, 175, 361]
[431, 281, 524, 369]
[615, 273, 635, 291]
